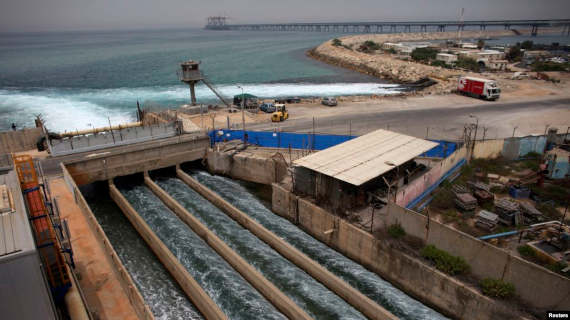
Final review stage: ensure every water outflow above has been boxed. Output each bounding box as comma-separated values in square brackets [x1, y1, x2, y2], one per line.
[83, 188, 202, 320]
[156, 177, 366, 320]
[119, 185, 285, 320]
[191, 171, 449, 320]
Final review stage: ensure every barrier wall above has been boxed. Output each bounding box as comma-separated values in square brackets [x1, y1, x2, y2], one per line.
[209, 130, 456, 158]
[395, 147, 467, 208]
[384, 203, 570, 313]
[61, 164, 154, 320]
[51, 123, 178, 156]
[0, 128, 42, 153]
[206, 150, 288, 185]
[144, 175, 311, 320]
[109, 181, 227, 320]
[272, 184, 521, 320]
[179, 170, 397, 320]
[472, 139, 505, 159]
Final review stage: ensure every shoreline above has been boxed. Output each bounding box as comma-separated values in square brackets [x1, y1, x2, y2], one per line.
[307, 28, 566, 95]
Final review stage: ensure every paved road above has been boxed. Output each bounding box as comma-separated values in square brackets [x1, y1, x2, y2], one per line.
[249, 98, 570, 140]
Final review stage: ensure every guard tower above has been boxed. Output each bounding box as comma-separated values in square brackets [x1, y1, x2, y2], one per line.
[179, 60, 203, 105]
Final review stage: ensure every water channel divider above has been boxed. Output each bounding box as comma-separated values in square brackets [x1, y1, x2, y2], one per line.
[143, 172, 313, 320]
[108, 179, 228, 320]
[176, 167, 398, 320]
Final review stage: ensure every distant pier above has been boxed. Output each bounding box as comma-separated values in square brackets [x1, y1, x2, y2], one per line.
[205, 17, 570, 36]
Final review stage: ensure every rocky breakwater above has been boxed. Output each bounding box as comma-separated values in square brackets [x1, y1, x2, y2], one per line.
[308, 29, 551, 95]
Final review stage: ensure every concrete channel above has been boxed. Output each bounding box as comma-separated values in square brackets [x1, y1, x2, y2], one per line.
[108, 180, 227, 320]
[176, 167, 398, 320]
[142, 172, 312, 320]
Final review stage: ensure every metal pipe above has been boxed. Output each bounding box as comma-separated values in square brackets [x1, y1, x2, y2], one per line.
[59, 122, 142, 138]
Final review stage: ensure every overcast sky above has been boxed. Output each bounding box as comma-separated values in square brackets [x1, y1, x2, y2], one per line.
[2, 0, 569, 32]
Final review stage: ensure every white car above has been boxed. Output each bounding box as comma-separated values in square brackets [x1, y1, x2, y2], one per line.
[321, 97, 338, 106]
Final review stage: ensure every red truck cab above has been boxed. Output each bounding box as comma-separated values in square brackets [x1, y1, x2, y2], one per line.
[457, 76, 501, 101]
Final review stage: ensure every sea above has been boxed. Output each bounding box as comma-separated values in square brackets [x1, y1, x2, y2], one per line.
[1, 27, 568, 132]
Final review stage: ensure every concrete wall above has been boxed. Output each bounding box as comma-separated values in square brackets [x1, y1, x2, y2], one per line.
[0, 128, 42, 153]
[65, 134, 209, 185]
[384, 203, 570, 313]
[395, 147, 467, 208]
[61, 164, 154, 320]
[144, 175, 311, 320]
[272, 183, 524, 320]
[109, 180, 227, 320]
[179, 170, 396, 320]
[206, 150, 287, 185]
[50, 123, 178, 156]
[472, 139, 505, 159]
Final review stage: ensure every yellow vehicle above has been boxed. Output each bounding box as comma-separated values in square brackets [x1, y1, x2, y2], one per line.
[271, 104, 289, 122]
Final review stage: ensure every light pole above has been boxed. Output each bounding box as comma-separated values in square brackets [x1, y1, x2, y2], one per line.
[237, 85, 246, 144]
[469, 114, 479, 161]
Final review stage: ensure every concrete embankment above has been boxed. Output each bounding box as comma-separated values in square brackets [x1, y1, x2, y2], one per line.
[108, 180, 227, 320]
[177, 169, 397, 320]
[308, 28, 560, 95]
[272, 183, 527, 320]
[60, 164, 153, 320]
[143, 172, 312, 320]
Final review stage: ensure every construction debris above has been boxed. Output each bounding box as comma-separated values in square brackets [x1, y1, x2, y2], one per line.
[476, 210, 499, 231]
[495, 198, 521, 226]
[474, 189, 494, 205]
[451, 184, 469, 195]
[455, 193, 477, 212]
[520, 202, 544, 224]
[468, 181, 491, 192]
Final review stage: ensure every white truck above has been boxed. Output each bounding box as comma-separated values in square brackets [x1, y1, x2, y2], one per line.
[457, 76, 501, 101]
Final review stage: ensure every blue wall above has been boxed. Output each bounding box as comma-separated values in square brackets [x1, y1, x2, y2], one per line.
[210, 130, 457, 158]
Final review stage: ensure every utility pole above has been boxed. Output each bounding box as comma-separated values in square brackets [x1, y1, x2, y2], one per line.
[512, 126, 518, 138]
[469, 114, 478, 161]
[237, 85, 246, 144]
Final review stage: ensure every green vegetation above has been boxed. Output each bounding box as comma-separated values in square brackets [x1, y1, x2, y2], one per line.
[506, 45, 522, 62]
[521, 40, 534, 50]
[532, 184, 569, 206]
[547, 261, 568, 274]
[431, 60, 450, 68]
[421, 245, 470, 275]
[517, 245, 537, 259]
[363, 40, 381, 50]
[531, 61, 569, 72]
[387, 224, 406, 239]
[411, 47, 438, 62]
[455, 57, 480, 72]
[386, 48, 397, 54]
[431, 188, 454, 209]
[480, 278, 515, 299]
[332, 38, 342, 47]
[477, 39, 485, 50]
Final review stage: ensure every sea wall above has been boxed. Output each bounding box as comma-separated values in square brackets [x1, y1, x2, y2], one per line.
[384, 202, 570, 313]
[0, 128, 43, 153]
[61, 164, 154, 320]
[272, 183, 522, 320]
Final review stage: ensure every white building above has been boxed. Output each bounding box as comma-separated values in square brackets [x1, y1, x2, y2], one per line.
[436, 53, 458, 64]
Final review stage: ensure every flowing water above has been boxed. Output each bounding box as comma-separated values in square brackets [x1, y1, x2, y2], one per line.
[81, 183, 202, 320]
[119, 183, 286, 320]
[190, 171, 449, 320]
[155, 176, 365, 319]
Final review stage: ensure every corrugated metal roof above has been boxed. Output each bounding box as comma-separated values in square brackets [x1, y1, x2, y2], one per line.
[294, 129, 438, 186]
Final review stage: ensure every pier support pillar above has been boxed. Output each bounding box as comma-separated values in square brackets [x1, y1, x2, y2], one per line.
[189, 81, 197, 106]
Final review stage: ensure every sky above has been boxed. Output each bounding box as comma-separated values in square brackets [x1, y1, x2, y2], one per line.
[1, 0, 569, 32]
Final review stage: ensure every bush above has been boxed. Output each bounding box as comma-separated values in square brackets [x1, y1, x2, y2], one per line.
[456, 57, 480, 72]
[421, 245, 470, 275]
[387, 224, 406, 239]
[477, 39, 485, 50]
[363, 40, 381, 50]
[517, 245, 537, 259]
[332, 38, 342, 47]
[506, 45, 522, 62]
[431, 60, 450, 68]
[521, 40, 534, 50]
[531, 61, 569, 72]
[411, 47, 438, 62]
[386, 48, 396, 54]
[480, 278, 515, 299]
[431, 189, 454, 209]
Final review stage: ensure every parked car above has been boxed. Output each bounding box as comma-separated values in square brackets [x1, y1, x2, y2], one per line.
[275, 97, 301, 104]
[260, 102, 276, 113]
[321, 97, 338, 106]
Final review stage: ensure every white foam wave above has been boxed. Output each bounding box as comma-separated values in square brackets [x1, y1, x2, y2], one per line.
[0, 83, 402, 132]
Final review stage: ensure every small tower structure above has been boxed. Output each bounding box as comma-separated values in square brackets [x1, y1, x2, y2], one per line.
[179, 60, 203, 105]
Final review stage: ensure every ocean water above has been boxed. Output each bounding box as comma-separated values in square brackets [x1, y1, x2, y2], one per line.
[1, 28, 567, 132]
[0, 28, 398, 132]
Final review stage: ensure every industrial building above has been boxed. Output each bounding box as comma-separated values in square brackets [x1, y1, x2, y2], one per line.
[292, 129, 438, 214]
